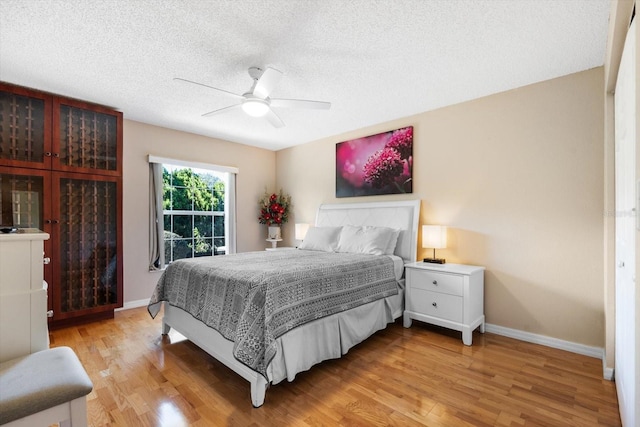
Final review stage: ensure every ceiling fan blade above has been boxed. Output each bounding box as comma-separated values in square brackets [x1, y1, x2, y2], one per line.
[202, 103, 241, 117]
[264, 108, 285, 128]
[174, 77, 244, 100]
[253, 67, 283, 98]
[270, 98, 331, 110]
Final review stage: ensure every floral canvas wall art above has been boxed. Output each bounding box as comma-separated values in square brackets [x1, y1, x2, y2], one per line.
[336, 126, 413, 197]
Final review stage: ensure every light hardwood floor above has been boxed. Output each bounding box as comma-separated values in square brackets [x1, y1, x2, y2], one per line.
[49, 307, 621, 426]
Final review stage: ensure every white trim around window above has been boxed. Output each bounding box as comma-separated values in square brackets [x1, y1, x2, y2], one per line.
[147, 155, 239, 175]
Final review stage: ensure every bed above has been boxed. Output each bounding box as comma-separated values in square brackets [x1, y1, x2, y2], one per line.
[148, 199, 420, 407]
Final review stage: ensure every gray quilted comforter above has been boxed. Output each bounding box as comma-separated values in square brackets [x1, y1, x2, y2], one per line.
[148, 249, 398, 378]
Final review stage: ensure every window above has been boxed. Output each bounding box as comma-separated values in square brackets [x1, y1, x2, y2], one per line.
[163, 164, 228, 262]
[148, 156, 237, 269]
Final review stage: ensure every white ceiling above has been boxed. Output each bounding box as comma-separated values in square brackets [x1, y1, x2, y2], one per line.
[0, 0, 610, 151]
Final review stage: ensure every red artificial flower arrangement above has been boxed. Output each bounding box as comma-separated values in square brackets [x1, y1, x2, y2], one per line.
[258, 189, 291, 226]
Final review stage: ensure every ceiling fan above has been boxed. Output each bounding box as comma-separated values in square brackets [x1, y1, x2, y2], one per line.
[174, 67, 331, 128]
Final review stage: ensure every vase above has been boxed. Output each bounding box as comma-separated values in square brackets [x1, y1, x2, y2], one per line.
[268, 226, 281, 240]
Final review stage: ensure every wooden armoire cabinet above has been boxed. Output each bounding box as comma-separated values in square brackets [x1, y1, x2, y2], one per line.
[0, 82, 123, 327]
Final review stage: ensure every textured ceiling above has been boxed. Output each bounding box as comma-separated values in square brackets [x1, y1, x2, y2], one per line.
[0, 0, 610, 151]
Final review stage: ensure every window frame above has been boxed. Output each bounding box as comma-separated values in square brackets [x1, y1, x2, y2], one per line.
[148, 155, 238, 269]
[162, 164, 227, 261]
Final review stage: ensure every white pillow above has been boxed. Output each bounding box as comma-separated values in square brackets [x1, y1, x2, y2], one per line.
[385, 229, 401, 255]
[336, 225, 398, 256]
[298, 227, 342, 252]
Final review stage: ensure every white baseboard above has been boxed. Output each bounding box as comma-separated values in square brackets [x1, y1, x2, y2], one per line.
[115, 298, 150, 312]
[485, 323, 603, 358]
[485, 323, 608, 378]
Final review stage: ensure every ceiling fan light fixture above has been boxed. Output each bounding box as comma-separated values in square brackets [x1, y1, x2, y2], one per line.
[242, 98, 270, 117]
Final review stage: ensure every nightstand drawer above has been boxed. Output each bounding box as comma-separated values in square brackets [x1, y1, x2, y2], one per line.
[409, 289, 463, 323]
[407, 269, 463, 296]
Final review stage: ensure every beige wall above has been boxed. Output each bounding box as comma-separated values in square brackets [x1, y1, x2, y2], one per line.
[277, 68, 605, 347]
[122, 120, 276, 303]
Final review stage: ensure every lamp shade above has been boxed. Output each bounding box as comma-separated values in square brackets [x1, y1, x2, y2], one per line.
[295, 223, 310, 240]
[422, 225, 447, 249]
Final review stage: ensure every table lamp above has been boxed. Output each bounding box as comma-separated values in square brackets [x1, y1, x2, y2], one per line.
[422, 225, 447, 264]
[295, 223, 310, 245]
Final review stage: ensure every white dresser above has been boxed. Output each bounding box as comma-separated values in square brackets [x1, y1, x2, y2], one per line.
[403, 262, 485, 345]
[0, 230, 50, 362]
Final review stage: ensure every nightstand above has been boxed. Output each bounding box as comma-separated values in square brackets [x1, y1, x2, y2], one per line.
[403, 262, 485, 345]
[265, 247, 296, 251]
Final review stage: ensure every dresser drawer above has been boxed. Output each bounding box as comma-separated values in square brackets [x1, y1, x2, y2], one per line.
[409, 289, 463, 323]
[407, 269, 463, 296]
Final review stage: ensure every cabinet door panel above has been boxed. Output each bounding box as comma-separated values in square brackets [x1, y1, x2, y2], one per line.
[0, 83, 52, 169]
[51, 172, 122, 319]
[0, 168, 50, 229]
[53, 98, 122, 176]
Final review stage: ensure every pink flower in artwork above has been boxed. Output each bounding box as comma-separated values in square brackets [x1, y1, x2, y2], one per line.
[336, 135, 388, 187]
[386, 127, 413, 160]
[363, 147, 404, 189]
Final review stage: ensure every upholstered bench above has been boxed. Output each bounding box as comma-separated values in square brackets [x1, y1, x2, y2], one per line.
[0, 346, 93, 427]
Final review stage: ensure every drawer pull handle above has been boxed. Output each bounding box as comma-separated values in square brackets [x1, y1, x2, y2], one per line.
[432, 302, 437, 308]
[432, 280, 438, 285]
[43, 257, 51, 265]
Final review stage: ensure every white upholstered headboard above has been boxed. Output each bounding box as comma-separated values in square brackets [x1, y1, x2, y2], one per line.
[315, 200, 420, 263]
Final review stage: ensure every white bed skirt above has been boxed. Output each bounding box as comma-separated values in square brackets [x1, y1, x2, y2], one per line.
[161, 286, 404, 406]
[268, 287, 404, 384]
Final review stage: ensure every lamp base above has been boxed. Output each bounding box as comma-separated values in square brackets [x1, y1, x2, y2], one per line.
[423, 258, 446, 264]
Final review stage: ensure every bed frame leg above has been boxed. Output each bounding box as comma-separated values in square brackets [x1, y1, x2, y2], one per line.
[251, 376, 268, 408]
[162, 319, 171, 335]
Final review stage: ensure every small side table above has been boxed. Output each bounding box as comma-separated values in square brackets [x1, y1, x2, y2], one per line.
[265, 247, 296, 251]
[266, 238, 282, 249]
[403, 262, 485, 345]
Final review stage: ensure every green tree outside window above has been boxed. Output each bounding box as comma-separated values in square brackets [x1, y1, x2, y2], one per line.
[163, 166, 226, 263]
